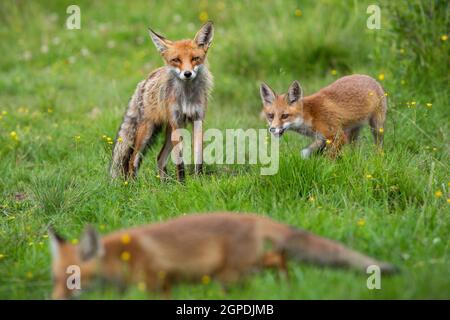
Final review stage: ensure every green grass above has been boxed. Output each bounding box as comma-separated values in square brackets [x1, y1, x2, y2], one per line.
[0, 0, 449, 299]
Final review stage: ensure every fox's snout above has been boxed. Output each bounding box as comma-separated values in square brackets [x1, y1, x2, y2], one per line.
[269, 126, 285, 137]
[171, 66, 199, 81]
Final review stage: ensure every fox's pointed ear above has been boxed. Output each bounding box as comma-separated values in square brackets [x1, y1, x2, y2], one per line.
[79, 225, 104, 261]
[148, 28, 171, 53]
[194, 21, 214, 49]
[48, 227, 65, 260]
[287, 80, 303, 104]
[260, 82, 276, 105]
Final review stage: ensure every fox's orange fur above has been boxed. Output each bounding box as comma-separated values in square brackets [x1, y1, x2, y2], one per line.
[110, 22, 214, 181]
[49, 213, 396, 299]
[260, 75, 387, 158]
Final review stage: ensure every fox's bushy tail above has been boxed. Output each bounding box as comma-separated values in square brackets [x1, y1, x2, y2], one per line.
[110, 81, 143, 179]
[281, 228, 398, 274]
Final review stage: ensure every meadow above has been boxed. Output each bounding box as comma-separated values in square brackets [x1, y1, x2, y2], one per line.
[0, 0, 449, 299]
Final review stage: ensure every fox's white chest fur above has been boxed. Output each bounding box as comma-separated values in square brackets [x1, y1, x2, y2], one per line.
[169, 65, 212, 122]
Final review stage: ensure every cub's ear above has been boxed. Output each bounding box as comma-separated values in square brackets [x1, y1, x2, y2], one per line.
[79, 225, 104, 261]
[148, 28, 171, 53]
[287, 80, 303, 104]
[194, 21, 214, 49]
[260, 82, 276, 105]
[48, 227, 65, 261]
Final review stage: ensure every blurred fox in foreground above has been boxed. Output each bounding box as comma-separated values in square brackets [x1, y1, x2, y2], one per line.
[110, 22, 214, 181]
[49, 213, 397, 299]
[260, 75, 387, 158]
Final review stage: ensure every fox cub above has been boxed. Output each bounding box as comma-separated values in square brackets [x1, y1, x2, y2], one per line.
[49, 213, 396, 299]
[110, 22, 214, 181]
[260, 75, 387, 158]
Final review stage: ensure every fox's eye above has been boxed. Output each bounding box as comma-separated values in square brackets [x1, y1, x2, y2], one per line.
[192, 56, 201, 62]
[170, 58, 181, 64]
[267, 113, 274, 120]
[281, 114, 290, 119]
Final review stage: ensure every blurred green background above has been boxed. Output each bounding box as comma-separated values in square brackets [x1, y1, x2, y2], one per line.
[0, 0, 449, 299]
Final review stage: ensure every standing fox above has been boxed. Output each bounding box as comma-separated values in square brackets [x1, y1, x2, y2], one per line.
[49, 213, 397, 299]
[110, 22, 214, 181]
[260, 75, 387, 158]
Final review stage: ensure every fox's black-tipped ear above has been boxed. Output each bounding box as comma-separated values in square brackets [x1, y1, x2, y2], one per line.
[194, 21, 214, 49]
[148, 28, 171, 53]
[79, 225, 104, 261]
[48, 227, 65, 260]
[260, 82, 276, 105]
[287, 80, 303, 104]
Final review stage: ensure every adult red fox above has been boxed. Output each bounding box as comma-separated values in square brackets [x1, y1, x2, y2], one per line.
[260, 75, 387, 158]
[110, 22, 214, 181]
[49, 213, 397, 299]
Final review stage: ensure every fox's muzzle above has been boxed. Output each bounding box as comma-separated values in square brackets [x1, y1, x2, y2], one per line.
[269, 127, 285, 137]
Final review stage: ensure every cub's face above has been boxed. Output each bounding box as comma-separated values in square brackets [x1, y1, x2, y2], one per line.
[260, 81, 304, 137]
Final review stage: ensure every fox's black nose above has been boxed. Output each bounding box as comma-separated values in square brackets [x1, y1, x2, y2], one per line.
[184, 71, 192, 78]
[269, 127, 276, 133]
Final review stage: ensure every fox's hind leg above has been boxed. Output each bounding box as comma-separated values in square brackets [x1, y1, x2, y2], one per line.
[170, 123, 185, 182]
[128, 122, 157, 177]
[262, 251, 289, 280]
[157, 126, 174, 181]
[369, 112, 386, 147]
[369, 96, 387, 147]
[345, 126, 362, 143]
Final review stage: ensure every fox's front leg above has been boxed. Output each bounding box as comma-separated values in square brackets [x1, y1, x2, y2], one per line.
[193, 119, 203, 175]
[325, 129, 346, 159]
[301, 138, 326, 159]
[170, 123, 185, 182]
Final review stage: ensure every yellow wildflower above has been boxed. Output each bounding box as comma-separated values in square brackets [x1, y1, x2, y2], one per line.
[71, 239, 79, 245]
[137, 282, 146, 291]
[201, 275, 211, 285]
[294, 9, 302, 17]
[120, 251, 131, 262]
[47, 108, 53, 113]
[26, 272, 33, 279]
[117, 137, 123, 142]
[198, 11, 208, 23]
[10, 131, 19, 141]
[326, 139, 332, 145]
[308, 196, 316, 202]
[426, 103, 432, 108]
[435, 191, 443, 198]
[378, 73, 385, 81]
[441, 34, 448, 41]
[379, 128, 384, 134]
[357, 219, 366, 227]
[0, 254, 5, 260]
[331, 69, 337, 75]
[366, 174, 373, 179]
[121, 233, 131, 245]
[123, 181, 128, 186]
